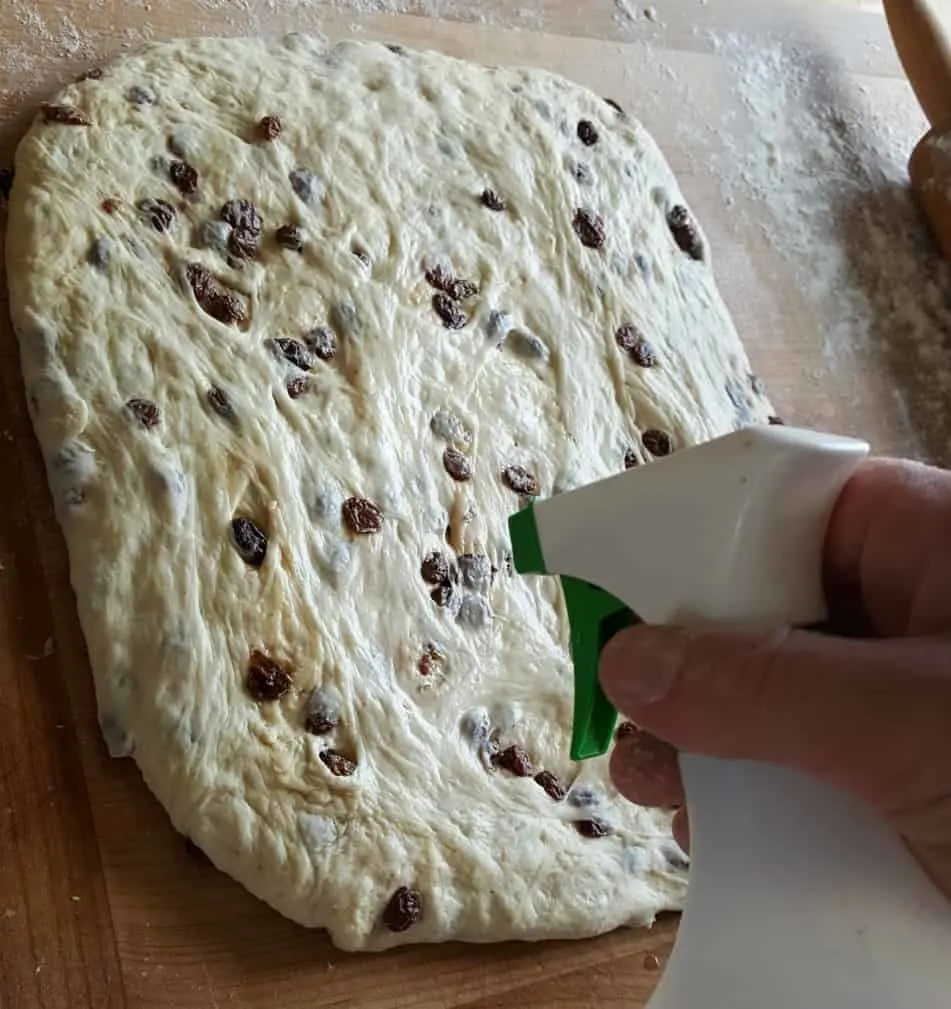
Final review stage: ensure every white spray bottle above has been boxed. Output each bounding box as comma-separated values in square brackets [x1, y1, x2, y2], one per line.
[508, 425, 951, 1008]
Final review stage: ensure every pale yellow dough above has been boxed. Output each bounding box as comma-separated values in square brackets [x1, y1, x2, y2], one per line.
[6, 33, 771, 950]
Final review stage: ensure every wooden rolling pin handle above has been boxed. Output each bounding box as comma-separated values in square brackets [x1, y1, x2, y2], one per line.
[885, 0, 951, 130]
[909, 128, 951, 260]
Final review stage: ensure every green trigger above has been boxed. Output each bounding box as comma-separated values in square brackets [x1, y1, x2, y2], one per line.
[561, 577, 636, 759]
[508, 505, 637, 761]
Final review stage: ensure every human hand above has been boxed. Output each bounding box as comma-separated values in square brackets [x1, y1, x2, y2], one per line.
[598, 457, 951, 896]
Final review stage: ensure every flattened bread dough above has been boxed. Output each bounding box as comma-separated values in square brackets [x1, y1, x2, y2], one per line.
[7, 34, 773, 950]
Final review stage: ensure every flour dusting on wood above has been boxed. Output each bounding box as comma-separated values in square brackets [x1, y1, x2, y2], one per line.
[700, 32, 951, 462]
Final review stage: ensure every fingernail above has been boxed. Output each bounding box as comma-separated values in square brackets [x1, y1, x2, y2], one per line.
[599, 627, 686, 707]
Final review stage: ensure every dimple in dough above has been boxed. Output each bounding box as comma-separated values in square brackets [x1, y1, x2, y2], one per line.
[6, 33, 773, 951]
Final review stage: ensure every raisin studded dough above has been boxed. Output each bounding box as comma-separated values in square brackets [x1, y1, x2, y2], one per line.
[6, 34, 774, 950]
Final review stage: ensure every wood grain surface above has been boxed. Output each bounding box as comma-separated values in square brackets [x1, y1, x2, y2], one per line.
[0, 2, 943, 1007]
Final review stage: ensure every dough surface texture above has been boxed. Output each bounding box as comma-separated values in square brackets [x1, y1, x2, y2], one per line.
[7, 34, 773, 950]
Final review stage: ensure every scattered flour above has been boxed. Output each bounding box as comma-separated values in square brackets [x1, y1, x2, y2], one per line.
[698, 32, 951, 463]
[3, 1, 93, 73]
[614, 0, 667, 33]
[615, 0, 639, 24]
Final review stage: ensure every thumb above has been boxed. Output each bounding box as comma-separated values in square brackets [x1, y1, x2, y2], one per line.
[598, 624, 951, 815]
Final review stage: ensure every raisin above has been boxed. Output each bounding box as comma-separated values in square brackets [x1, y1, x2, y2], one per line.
[443, 447, 472, 482]
[257, 115, 282, 141]
[502, 465, 538, 496]
[575, 817, 611, 838]
[665, 846, 690, 870]
[289, 168, 321, 203]
[127, 85, 155, 105]
[343, 496, 383, 534]
[430, 409, 469, 444]
[567, 784, 600, 808]
[318, 298, 349, 350]
[212, 291, 246, 326]
[386, 43, 406, 55]
[220, 198, 262, 237]
[571, 161, 593, 184]
[768, 415, 785, 426]
[642, 429, 674, 457]
[42, 104, 90, 126]
[207, 385, 237, 423]
[382, 887, 422, 932]
[305, 688, 341, 734]
[630, 339, 657, 368]
[320, 749, 356, 776]
[577, 119, 599, 146]
[572, 208, 605, 249]
[209, 293, 244, 326]
[535, 770, 567, 801]
[0, 168, 13, 201]
[286, 376, 310, 399]
[229, 226, 261, 260]
[137, 198, 175, 232]
[430, 582, 457, 608]
[231, 516, 267, 568]
[169, 159, 199, 196]
[197, 220, 230, 253]
[432, 292, 467, 329]
[184, 260, 212, 298]
[615, 720, 638, 740]
[725, 378, 749, 416]
[446, 279, 478, 302]
[495, 745, 533, 777]
[424, 263, 453, 291]
[126, 398, 160, 428]
[614, 323, 640, 352]
[460, 708, 491, 749]
[87, 237, 111, 269]
[276, 223, 305, 251]
[604, 97, 625, 116]
[185, 263, 246, 326]
[306, 326, 337, 361]
[420, 551, 451, 585]
[667, 205, 704, 261]
[615, 325, 657, 367]
[418, 644, 444, 676]
[481, 188, 506, 211]
[246, 650, 292, 701]
[623, 448, 639, 470]
[167, 133, 191, 158]
[271, 338, 313, 371]
[101, 197, 120, 214]
[80, 67, 103, 81]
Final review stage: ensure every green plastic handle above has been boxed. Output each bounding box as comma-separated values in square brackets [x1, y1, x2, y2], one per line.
[509, 506, 637, 761]
[561, 577, 637, 759]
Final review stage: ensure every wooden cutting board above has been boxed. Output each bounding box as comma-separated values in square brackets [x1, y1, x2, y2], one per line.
[0, 2, 940, 1007]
